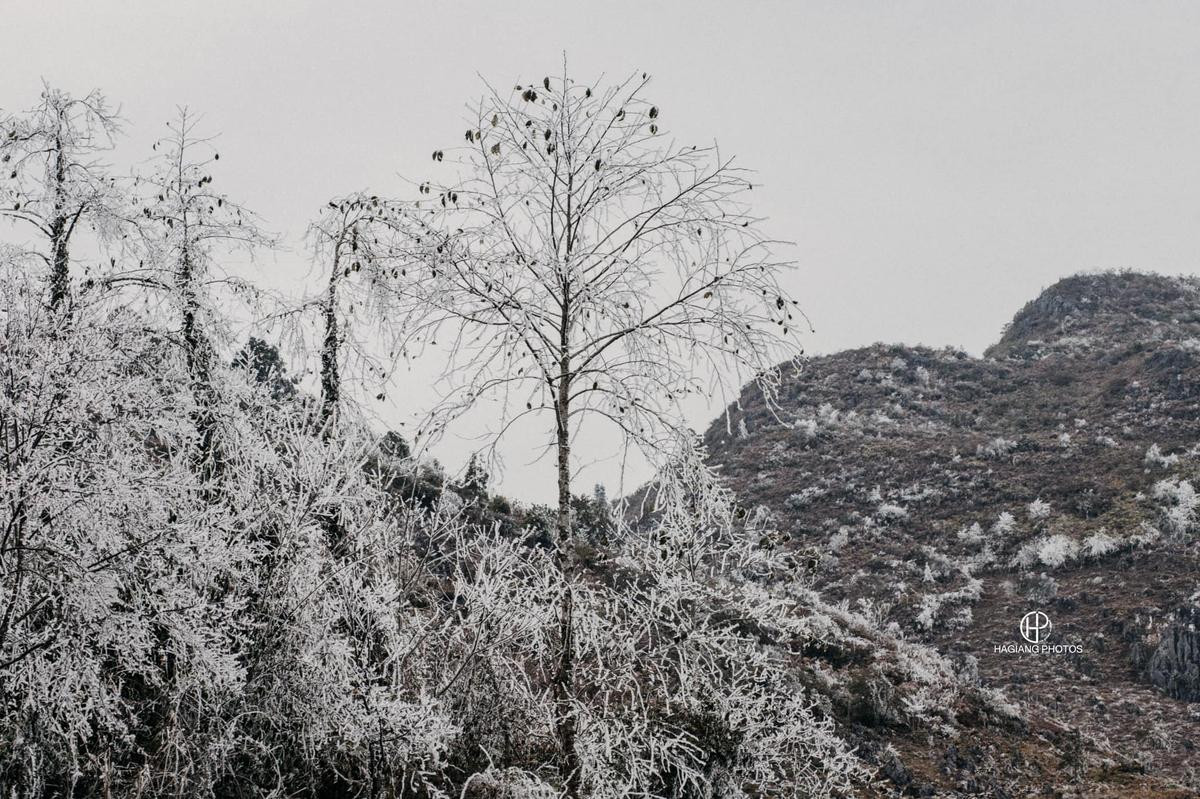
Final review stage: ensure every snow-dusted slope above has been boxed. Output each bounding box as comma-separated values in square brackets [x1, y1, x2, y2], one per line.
[706, 271, 1200, 796]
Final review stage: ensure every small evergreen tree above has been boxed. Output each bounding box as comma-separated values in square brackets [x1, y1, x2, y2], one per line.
[233, 336, 298, 401]
[455, 452, 490, 505]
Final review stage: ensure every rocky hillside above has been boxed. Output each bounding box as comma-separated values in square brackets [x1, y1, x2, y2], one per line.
[706, 272, 1200, 797]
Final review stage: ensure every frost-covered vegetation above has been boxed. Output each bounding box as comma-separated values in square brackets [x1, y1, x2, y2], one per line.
[0, 78, 927, 798]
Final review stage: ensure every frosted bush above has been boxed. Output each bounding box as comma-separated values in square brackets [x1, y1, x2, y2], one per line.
[1152, 477, 1199, 537]
[877, 502, 909, 521]
[817, 402, 842, 425]
[898, 483, 942, 503]
[1027, 499, 1052, 522]
[794, 417, 819, 440]
[992, 511, 1018, 539]
[870, 410, 895, 426]
[914, 577, 983, 632]
[977, 687, 1023, 721]
[438, 485, 465, 513]
[786, 486, 828, 508]
[460, 769, 560, 798]
[1013, 534, 1080, 569]
[1084, 530, 1122, 558]
[1145, 443, 1181, 468]
[1037, 534, 1080, 568]
[795, 402, 865, 438]
[957, 522, 985, 544]
[1012, 540, 1039, 569]
[856, 597, 894, 628]
[793, 588, 971, 729]
[1130, 522, 1163, 548]
[978, 437, 1018, 459]
[948, 607, 974, 630]
[829, 527, 851, 551]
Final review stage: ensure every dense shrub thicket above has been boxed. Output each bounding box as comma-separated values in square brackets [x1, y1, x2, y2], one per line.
[0, 261, 869, 796]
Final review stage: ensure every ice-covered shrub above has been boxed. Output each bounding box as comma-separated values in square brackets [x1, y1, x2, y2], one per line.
[977, 437, 1018, 459]
[898, 483, 942, 504]
[1152, 477, 1199, 538]
[594, 444, 871, 794]
[785, 486, 828, 509]
[1026, 499, 1052, 522]
[794, 417, 819, 440]
[914, 576, 983, 632]
[818, 402, 849, 426]
[1012, 534, 1080, 569]
[992, 511, 1018, 540]
[791, 589, 975, 730]
[1037, 534, 1081, 568]
[877, 502, 909, 522]
[957, 522, 985, 544]
[1083, 530, 1122, 558]
[1145, 443, 1181, 468]
[1130, 522, 1164, 548]
[829, 527, 851, 551]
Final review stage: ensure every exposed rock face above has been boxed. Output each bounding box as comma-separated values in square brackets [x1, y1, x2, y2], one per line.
[1147, 606, 1200, 702]
[701, 271, 1200, 794]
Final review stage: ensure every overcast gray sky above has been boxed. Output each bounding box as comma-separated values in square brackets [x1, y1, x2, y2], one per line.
[7, 1, 1200, 501]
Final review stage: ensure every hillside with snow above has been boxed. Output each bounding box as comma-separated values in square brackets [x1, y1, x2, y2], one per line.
[704, 272, 1200, 796]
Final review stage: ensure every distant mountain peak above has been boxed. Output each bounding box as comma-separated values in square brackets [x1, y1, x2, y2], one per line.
[985, 270, 1200, 359]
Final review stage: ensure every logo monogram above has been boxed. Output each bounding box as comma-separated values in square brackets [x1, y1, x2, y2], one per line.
[1020, 611, 1052, 644]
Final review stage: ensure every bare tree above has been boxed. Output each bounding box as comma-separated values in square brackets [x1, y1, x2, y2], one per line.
[0, 86, 122, 309]
[129, 109, 270, 483]
[390, 69, 804, 794]
[307, 193, 409, 430]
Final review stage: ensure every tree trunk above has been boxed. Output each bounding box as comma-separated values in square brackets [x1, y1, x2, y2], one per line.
[553, 332, 581, 796]
[319, 265, 340, 432]
[179, 244, 223, 486]
[318, 253, 347, 556]
[48, 214, 69, 310]
[556, 390, 571, 545]
[48, 136, 70, 310]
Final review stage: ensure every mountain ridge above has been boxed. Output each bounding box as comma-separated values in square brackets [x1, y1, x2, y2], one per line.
[704, 270, 1200, 796]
